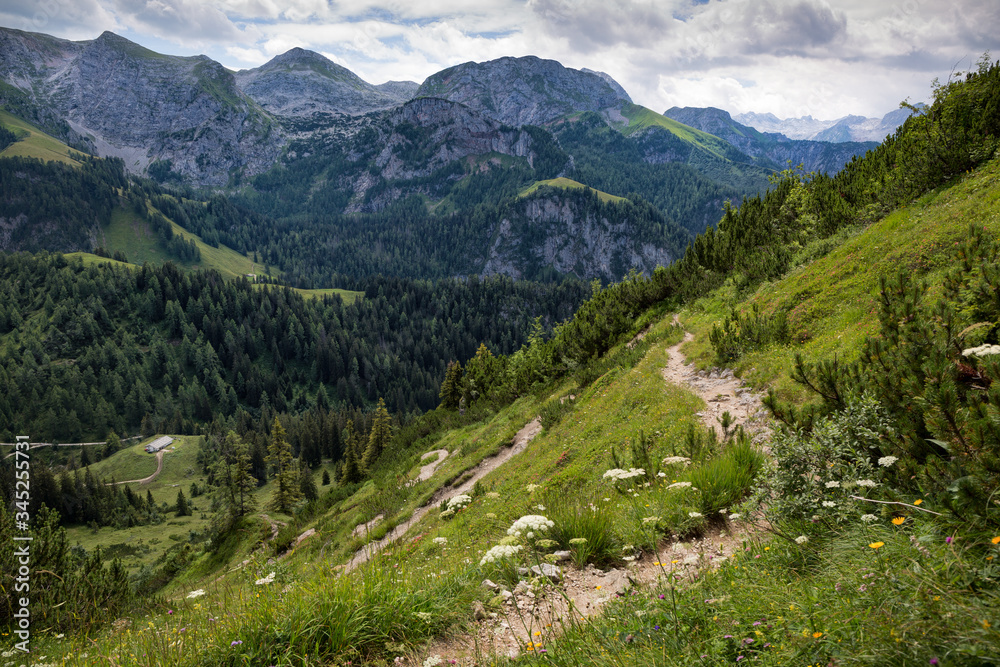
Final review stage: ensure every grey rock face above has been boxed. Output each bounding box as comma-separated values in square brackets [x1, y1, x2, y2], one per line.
[234, 48, 411, 117]
[344, 97, 543, 211]
[416, 55, 629, 127]
[0, 28, 282, 186]
[483, 191, 677, 282]
[375, 80, 420, 103]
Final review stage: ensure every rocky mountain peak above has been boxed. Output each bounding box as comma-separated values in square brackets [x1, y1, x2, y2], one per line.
[234, 47, 406, 116]
[416, 55, 629, 127]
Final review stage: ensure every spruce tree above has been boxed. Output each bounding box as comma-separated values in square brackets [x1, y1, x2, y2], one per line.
[362, 398, 392, 470]
[175, 488, 190, 516]
[299, 462, 318, 502]
[322, 469, 331, 486]
[213, 431, 259, 521]
[266, 417, 302, 513]
[339, 419, 363, 484]
[438, 361, 464, 409]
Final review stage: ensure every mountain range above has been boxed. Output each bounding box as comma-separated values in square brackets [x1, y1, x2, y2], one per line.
[734, 107, 913, 142]
[0, 26, 889, 284]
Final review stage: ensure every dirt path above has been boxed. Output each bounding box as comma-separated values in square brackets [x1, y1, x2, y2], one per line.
[662, 321, 771, 444]
[415, 448, 450, 483]
[344, 418, 543, 572]
[112, 450, 165, 485]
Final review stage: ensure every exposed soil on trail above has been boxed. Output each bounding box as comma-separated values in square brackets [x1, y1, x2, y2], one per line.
[344, 418, 543, 572]
[661, 324, 772, 446]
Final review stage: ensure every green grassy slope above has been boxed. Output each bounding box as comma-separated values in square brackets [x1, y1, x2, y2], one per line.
[0, 108, 82, 166]
[617, 103, 737, 161]
[680, 154, 1000, 402]
[518, 177, 628, 204]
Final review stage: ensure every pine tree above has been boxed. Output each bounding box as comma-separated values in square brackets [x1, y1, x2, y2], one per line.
[438, 361, 464, 409]
[299, 462, 318, 502]
[322, 469, 331, 486]
[214, 431, 259, 520]
[175, 488, 190, 516]
[339, 419, 363, 484]
[266, 417, 302, 513]
[362, 397, 392, 470]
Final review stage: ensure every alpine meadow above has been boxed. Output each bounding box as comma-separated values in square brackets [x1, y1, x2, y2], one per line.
[1, 12, 1000, 667]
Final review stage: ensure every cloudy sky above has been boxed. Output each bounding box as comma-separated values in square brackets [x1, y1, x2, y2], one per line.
[2, 0, 997, 119]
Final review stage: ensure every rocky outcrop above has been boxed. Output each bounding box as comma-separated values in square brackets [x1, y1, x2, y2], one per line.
[664, 106, 875, 174]
[482, 189, 684, 282]
[0, 27, 282, 186]
[234, 48, 411, 117]
[344, 97, 551, 211]
[416, 55, 630, 127]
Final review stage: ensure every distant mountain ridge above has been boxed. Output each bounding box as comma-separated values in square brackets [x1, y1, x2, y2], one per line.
[663, 106, 875, 174]
[735, 107, 913, 142]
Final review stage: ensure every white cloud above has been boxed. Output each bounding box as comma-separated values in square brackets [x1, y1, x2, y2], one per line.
[0, 0, 121, 39]
[112, 0, 246, 45]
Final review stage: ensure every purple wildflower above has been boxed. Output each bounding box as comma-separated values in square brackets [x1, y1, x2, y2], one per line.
[231, 640, 243, 646]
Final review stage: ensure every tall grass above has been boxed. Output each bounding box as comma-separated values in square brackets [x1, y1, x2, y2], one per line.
[545, 490, 621, 567]
[60, 559, 478, 666]
[686, 435, 764, 515]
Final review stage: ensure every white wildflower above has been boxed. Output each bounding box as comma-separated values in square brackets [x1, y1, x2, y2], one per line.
[508, 515, 554, 537]
[642, 516, 660, 524]
[795, 535, 809, 545]
[440, 508, 456, 519]
[423, 654, 443, 667]
[433, 537, 448, 546]
[569, 537, 588, 546]
[186, 589, 206, 599]
[486, 491, 501, 499]
[822, 501, 837, 508]
[447, 494, 472, 510]
[666, 481, 693, 490]
[688, 511, 703, 519]
[526, 483, 540, 492]
[878, 456, 898, 468]
[255, 572, 276, 586]
[536, 504, 546, 511]
[479, 544, 523, 565]
[661, 456, 692, 466]
[728, 513, 742, 520]
[962, 344, 1000, 358]
[825, 481, 840, 488]
[856, 479, 878, 488]
[603, 468, 645, 481]
[657, 472, 667, 477]
[860, 514, 878, 523]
